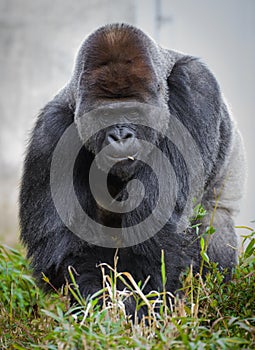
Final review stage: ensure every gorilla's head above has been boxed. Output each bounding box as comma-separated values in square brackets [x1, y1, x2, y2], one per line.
[73, 24, 170, 179]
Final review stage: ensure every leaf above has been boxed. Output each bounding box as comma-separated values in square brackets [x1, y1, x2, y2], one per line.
[244, 238, 255, 259]
[200, 237, 205, 251]
[161, 250, 167, 288]
[201, 251, 210, 263]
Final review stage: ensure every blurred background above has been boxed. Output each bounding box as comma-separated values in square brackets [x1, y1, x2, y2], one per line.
[0, 0, 254, 246]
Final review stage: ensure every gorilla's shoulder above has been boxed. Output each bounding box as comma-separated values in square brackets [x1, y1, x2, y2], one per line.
[166, 54, 224, 132]
[167, 54, 221, 107]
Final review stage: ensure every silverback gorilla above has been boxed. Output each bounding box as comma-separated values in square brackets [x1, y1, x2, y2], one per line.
[19, 24, 245, 313]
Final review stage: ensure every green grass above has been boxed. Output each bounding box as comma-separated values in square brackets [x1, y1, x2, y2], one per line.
[0, 227, 254, 349]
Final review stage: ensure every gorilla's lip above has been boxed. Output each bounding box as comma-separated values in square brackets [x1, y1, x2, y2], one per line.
[106, 152, 139, 162]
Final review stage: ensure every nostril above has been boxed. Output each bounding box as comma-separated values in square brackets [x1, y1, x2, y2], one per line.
[107, 133, 120, 143]
[106, 129, 135, 144]
[122, 131, 134, 140]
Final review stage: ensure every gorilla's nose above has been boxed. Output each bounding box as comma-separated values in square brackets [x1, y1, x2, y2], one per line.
[105, 127, 137, 158]
[106, 128, 135, 144]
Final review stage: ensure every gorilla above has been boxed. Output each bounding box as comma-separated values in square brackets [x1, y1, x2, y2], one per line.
[19, 23, 245, 312]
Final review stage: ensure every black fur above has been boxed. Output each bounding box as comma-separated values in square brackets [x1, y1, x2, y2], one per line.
[19, 24, 245, 314]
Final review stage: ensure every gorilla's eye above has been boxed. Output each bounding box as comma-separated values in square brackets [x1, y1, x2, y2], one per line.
[130, 110, 139, 117]
[96, 110, 111, 121]
[103, 111, 110, 117]
[99, 61, 108, 67]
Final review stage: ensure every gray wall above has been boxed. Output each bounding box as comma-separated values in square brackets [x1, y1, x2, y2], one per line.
[0, 0, 254, 244]
[0, 0, 136, 244]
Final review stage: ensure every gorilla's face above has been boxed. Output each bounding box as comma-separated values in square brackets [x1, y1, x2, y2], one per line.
[74, 28, 169, 179]
[75, 102, 168, 179]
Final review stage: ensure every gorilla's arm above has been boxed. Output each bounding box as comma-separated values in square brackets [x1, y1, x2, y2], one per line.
[167, 55, 245, 273]
[20, 96, 81, 286]
[200, 127, 245, 272]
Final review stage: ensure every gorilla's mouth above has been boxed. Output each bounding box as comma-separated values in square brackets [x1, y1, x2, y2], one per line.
[99, 152, 139, 176]
[95, 148, 141, 180]
[98, 139, 140, 173]
[106, 152, 138, 162]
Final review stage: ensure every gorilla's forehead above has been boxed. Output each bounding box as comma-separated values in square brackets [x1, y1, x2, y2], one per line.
[75, 101, 170, 134]
[70, 23, 181, 102]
